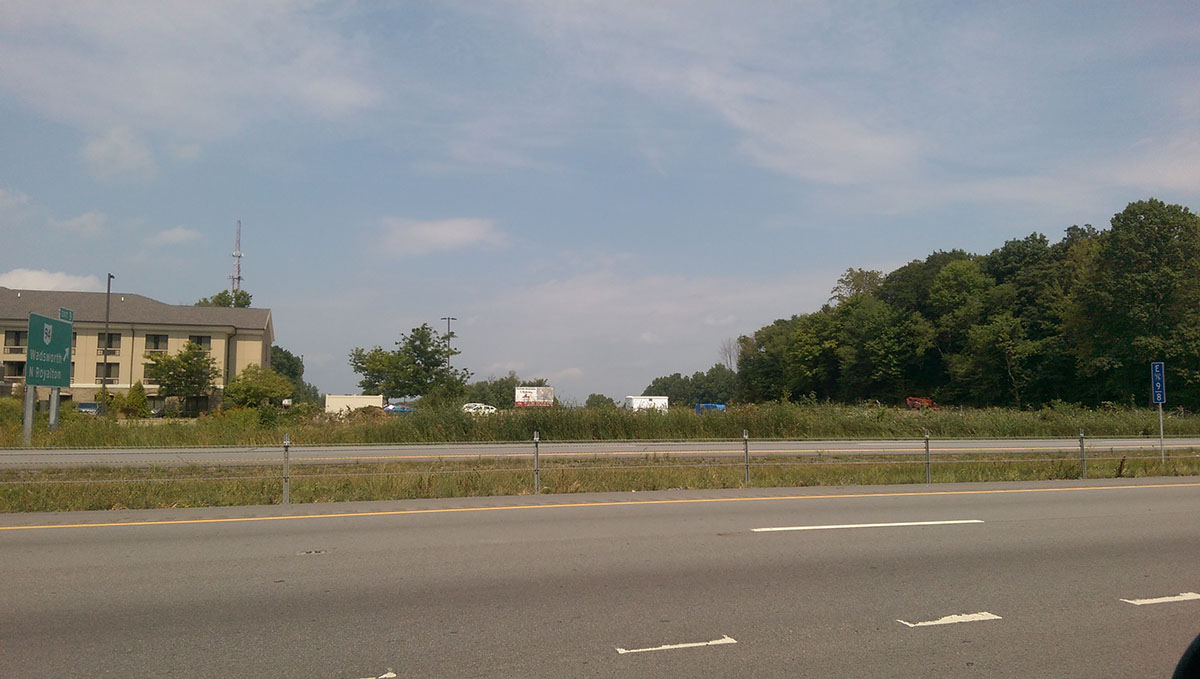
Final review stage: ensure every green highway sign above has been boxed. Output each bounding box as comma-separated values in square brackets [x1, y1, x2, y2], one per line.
[59, 307, 73, 322]
[26, 312, 73, 388]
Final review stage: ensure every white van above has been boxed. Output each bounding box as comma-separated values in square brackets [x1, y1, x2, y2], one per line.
[462, 402, 497, 415]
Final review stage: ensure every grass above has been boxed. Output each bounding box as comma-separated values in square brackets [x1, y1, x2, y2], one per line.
[3, 450, 1197, 513]
[5, 399, 1200, 449]
[5, 398, 1199, 513]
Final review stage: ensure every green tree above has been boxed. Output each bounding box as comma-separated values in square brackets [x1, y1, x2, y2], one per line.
[833, 296, 935, 401]
[1069, 199, 1200, 404]
[270, 345, 320, 404]
[782, 310, 843, 399]
[642, 364, 737, 407]
[828, 267, 884, 305]
[121, 381, 151, 418]
[349, 323, 472, 400]
[196, 289, 252, 308]
[736, 316, 804, 402]
[224, 364, 294, 407]
[946, 313, 1036, 407]
[585, 393, 617, 408]
[144, 342, 219, 411]
[642, 372, 690, 405]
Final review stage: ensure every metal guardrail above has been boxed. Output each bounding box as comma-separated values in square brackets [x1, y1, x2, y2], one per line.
[2, 432, 1198, 506]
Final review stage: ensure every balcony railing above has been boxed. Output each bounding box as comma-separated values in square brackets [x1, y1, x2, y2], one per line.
[3, 347, 25, 355]
[97, 348, 120, 356]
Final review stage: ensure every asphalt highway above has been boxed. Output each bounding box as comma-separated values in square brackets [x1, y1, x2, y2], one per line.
[1, 436, 1195, 467]
[3, 477, 1199, 677]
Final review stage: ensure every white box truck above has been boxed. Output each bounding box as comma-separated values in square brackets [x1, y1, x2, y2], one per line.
[324, 394, 384, 414]
[626, 395, 668, 412]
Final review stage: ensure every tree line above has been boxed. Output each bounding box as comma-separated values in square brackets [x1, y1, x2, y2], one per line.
[725, 198, 1200, 408]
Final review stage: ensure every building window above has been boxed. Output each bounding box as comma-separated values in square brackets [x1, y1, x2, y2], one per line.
[4, 330, 27, 355]
[189, 335, 211, 351]
[3, 361, 25, 378]
[72, 332, 77, 349]
[98, 332, 121, 356]
[142, 364, 158, 386]
[71, 363, 76, 381]
[95, 362, 119, 384]
[145, 334, 169, 353]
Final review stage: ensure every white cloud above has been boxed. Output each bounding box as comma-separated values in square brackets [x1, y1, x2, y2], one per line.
[0, 187, 31, 211]
[81, 128, 156, 181]
[379, 218, 507, 256]
[0, 3, 378, 141]
[1094, 134, 1200, 193]
[703, 314, 737, 327]
[638, 332, 664, 345]
[50, 211, 107, 236]
[0, 269, 103, 291]
[146, 226, 202, 246]
[167, 143, 202, 162]
[0, 187, 34, 227]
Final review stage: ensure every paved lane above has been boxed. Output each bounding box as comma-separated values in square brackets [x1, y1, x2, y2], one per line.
[1, 436, 1196, 467]
[3, 478, 1199, 677]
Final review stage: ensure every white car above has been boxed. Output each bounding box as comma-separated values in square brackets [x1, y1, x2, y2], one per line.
[461, 402, 497, 415]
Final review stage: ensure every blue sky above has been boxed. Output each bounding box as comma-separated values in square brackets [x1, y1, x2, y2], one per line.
[2, 2, 1199, 402]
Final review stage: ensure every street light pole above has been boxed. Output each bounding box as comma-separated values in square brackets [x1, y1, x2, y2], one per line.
[100, 273, 114, 416]
[440, 316, 457, 370]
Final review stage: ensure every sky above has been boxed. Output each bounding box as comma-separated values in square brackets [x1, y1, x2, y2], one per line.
[2, 2, 1199, 403]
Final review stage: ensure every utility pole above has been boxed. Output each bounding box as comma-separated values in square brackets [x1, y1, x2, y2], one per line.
[440, 316, 457, 370]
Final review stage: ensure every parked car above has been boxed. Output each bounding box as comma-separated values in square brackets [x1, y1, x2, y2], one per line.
[384, 403, 415, 414]
[75, 402, 100, 416]
[461, 402, 497, 415]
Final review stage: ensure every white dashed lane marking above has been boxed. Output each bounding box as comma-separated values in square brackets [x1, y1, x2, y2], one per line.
[897, 612, 1002, 628]
[753, 519, 983, 532]
[616, 635, 737, 655]
[1120, 592, 1200, 606]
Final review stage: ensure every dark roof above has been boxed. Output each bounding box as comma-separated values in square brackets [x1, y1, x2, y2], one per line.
[0, 287, 272, 332]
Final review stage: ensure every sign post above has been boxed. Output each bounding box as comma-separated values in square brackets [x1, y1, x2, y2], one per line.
[1151, 362, 1165, 463]
[23, 312, 73, 445]
[48, 308, 74, 431]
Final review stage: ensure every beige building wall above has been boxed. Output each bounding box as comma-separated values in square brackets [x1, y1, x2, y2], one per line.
[4, 322, 273, 402]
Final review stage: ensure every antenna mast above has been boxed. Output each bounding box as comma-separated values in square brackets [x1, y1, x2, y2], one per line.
[229, 220, 244, 292]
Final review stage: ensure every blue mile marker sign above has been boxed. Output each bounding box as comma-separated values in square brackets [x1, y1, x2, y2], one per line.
[1151, 361, 1166, 404]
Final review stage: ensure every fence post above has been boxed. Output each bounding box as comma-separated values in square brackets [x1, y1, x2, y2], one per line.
[1079, 429, 1086, 479]
[743, 429, 750, 485]
[533, 430, 540, 494]
[282, 432, 291, 505]
[924, 429, 931, 485]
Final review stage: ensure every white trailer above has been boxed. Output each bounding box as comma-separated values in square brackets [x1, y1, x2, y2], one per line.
[324, 394, 384, 414]
[626, 395, 669, 412]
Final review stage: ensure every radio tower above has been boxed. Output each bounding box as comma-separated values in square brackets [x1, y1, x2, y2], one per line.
[228, 220, 244, 292]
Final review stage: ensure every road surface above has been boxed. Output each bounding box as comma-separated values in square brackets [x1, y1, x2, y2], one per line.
[3, 477, 1199, 677]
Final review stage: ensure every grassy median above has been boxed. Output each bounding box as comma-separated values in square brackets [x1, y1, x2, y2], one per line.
[3, 451, 1197, 513]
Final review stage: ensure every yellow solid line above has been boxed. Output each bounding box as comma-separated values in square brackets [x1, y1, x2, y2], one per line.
[1, 481, 1198, 532]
